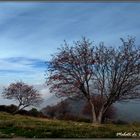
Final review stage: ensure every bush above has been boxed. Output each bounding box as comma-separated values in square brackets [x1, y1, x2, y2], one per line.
[112, 119, 128, 125]
[29, 108, 44, 117]
[0, 104, 17, 113]
[0, 104, 45, 118]
[18, 109, 30, 116]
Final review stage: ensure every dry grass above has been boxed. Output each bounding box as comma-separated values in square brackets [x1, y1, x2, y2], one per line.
[0, 112, 140, 138]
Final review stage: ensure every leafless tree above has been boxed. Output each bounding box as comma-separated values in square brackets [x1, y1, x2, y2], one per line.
[2, 81, 43, 114]
[92, 37, 140, 124]
[46, 37, 140, 124]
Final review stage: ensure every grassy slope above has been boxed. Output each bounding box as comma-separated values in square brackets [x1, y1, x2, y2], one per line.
[0, 112, 140, 138]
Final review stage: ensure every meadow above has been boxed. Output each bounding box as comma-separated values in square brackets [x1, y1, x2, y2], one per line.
[0, 112, 140, 138]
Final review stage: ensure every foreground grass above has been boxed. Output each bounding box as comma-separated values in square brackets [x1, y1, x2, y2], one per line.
[0, 112, 140, 138]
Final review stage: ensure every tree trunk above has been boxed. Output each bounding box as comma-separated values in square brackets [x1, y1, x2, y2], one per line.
[12, 108, 19, 115]
[97, 107, 104, 124]
[89, 99, 98, 124]
[12, 104, 21, 115]
[12, 105, 29, 115]
[89, 100, 104, 124]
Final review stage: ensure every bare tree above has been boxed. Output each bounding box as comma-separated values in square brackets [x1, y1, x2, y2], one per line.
[47, 38, 98, 123]
[92, 37, 140, 124]
[46, 37, 140, 124]
[2, 81, 43, 114]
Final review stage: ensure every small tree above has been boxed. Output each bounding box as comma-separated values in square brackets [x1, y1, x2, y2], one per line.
[2, 81, 43, 114]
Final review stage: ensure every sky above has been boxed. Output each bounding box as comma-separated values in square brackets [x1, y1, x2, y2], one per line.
[0, 2, 140, 109]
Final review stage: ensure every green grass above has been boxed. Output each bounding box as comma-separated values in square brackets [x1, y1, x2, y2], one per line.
[0, 112, 140, 138]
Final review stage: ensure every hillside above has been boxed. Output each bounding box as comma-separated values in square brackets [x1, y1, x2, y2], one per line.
[0, 112, 140, 138]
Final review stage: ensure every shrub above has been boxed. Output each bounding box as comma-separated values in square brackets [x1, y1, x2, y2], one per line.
[0, 104, 17, 113]
[112, 119, 128, 125]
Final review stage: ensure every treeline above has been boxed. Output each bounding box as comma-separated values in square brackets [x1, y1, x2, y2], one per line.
[41, 98, 117, 123]
[0, 104, 45, 118]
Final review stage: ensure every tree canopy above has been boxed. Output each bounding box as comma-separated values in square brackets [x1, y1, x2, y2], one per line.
[46, 37, 140, 124]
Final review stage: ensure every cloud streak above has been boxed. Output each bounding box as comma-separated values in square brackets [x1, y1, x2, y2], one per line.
[0, 2, 140, 61]
[0, 57, 47, 85]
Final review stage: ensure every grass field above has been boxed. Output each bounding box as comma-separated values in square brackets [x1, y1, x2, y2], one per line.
[0, 112, 140, 138]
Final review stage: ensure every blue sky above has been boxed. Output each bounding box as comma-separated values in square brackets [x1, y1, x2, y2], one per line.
[0, 2, 140, 106]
